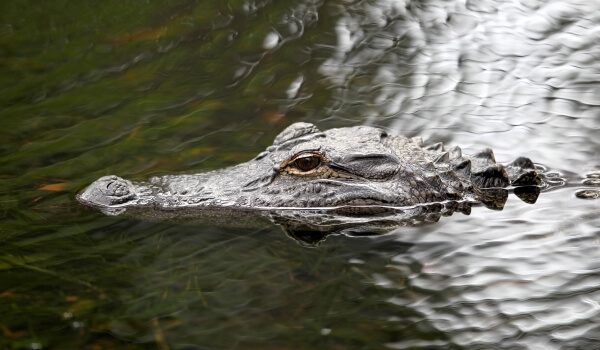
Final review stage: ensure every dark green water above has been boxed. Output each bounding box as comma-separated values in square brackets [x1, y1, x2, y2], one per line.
[1, 1, 599, 349]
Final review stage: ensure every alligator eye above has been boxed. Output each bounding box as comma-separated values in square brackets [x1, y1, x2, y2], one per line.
[294, 155, 321, 172]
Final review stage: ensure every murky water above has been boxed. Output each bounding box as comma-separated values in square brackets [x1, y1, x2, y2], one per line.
[1, 0, 599, 349]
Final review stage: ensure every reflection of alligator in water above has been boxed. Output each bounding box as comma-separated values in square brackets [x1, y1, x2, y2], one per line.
[113, 203, 478, 247]
[78, 122, 542, 241]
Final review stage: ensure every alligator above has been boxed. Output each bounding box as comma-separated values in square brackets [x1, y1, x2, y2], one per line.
[78, 122, 542, 222]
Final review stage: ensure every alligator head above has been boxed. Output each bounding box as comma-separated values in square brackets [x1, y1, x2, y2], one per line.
[78, 122, 541, 216]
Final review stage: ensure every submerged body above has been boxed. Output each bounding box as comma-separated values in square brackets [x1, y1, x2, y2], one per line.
[78, 123, 541, 214]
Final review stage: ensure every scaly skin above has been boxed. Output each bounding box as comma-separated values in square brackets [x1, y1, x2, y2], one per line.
[78, 122, 541, 214]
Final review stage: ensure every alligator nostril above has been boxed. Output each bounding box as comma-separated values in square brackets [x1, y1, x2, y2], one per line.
[78, 175, 137, 207]
[104, 181, 131, 197]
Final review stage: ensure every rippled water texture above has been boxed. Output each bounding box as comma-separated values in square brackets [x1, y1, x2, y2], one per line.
[1, 0, 599, 349]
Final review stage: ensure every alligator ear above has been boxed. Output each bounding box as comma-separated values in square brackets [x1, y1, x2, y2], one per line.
[273, 122, 320, 145]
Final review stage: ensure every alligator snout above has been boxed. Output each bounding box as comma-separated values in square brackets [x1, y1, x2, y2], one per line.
[78, 175, 137, 207]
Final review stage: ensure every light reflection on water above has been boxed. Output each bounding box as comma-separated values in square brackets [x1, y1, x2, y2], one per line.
[1, 0, 599, 349]
[318, 0, 600, 173]
[386, 186, 600, 348]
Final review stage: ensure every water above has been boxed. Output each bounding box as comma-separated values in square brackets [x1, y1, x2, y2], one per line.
[1, 0, 599, 349]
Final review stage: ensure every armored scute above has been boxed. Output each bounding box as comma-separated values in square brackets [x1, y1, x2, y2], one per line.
[78, 122, 541, 215]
